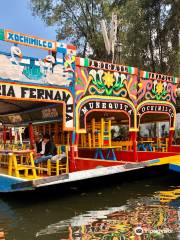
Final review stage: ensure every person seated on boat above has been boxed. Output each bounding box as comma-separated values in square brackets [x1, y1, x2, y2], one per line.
[34, 133, 57, 165]
[51, 151, 67, 164]
[50, 145, 67, 164]
[35, 132, 43, 153]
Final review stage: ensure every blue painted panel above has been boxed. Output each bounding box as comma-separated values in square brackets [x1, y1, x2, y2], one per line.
[0, 175, 25, 192]
[169, 164, 180, 173]
[57, 47, 67, 54]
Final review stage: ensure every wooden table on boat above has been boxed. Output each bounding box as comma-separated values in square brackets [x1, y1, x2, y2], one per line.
[0, 149, 35, 176]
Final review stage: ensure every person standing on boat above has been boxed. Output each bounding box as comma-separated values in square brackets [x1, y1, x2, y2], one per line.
[34, 133, 57, 165]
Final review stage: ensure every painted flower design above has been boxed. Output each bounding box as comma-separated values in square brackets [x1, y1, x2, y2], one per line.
[88, 69, 127, 96]
[102, 71, 115, 88]
[156, 82, 164, 94]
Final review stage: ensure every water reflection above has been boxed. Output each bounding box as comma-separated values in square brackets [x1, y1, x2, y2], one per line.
[0, 171, 179, 240]
[35, 188, 180, 240]
[0, 200, 18, 231]
[70, 201, 179, 239]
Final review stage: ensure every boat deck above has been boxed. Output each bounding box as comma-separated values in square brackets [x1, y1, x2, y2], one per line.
[0, 166, 47, 180]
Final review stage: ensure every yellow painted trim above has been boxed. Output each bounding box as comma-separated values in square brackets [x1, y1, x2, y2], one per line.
[129, 128, 139, 132]
[148, 155, 180, 166]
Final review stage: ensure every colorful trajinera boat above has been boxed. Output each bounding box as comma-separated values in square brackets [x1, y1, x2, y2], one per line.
[0, 29, 179, 192]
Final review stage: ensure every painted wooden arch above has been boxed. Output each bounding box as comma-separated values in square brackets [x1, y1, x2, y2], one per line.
[76, 96, 137, 133]
[137, 100, 176, 130]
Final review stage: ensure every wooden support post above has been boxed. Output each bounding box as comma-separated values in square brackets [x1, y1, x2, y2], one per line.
[8, 153, 13, 176]
[69, 132, 78, 172]
[74, 132, 79, 158]
[108, 120, 111, 147]
[9, 128, 12, 144]
[69, 145, 75, 172]
[3, 126, 6, 145]
[75, 132, 79, 145]
[12, 155, 20, 178]
[101, 118, 104, 147]
[92, 118, 95, 147]
[168, 129, 174, 152]
[47, 159, 51, 176]
[130, 131, 137, 162]
[29, 152, 37, 178]
[29, 123, 34, 149]
[88, 133, 92, 148]
[66, 145, 69, 173]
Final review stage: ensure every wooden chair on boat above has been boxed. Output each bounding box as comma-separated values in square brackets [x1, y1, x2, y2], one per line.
[0, 152, 9, 169]
[152, 138, 168, 152]
[111, 141, 133, 151]
[47, 145, 69, 176]
[160, 138, 168, 152]
[36, 161, 51, 176]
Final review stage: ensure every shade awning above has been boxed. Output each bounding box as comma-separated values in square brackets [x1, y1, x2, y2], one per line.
[0, 100, 63, 125]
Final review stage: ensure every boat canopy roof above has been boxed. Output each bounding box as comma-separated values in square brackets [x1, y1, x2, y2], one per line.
[0, 100, 62, 126]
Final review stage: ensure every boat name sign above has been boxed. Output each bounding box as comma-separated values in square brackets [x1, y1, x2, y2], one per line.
[80, 101, 133, 116]
[0, 83, 73, 128]
[78, 100, 135, 130]
[138, 104, 174, 117]
[5, 30, 56, 51]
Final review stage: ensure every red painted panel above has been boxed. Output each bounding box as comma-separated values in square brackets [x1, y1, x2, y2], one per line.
[78, 149, 180, 163]
[171, 145, 180, 152]
[78, 149, 95, 158]
[115, 151, 134, 162]
[137, 151, 180, 161]
[70, 148, 180, 172]
[70, 158, 123, 172]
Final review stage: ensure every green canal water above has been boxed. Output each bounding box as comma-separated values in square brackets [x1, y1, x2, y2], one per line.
[0, 167, 179, 240]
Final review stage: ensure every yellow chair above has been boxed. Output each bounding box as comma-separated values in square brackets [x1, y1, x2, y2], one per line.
[36, 161, 51, 176]
[47, 158, 67, 175]
[47, 145, 69, 176]
[111, 141, 133, 151]
[0, 153, 9, 168]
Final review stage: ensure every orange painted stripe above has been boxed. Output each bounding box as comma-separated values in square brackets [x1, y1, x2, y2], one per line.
[140, 70, 144, 78]
[134, 67, 138, 75]
[75, 57, 80, 66]
[67, 44, 76, 50]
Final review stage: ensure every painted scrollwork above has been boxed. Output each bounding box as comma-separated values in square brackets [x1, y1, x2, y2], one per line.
[138, 79, 177, 104]
[83, 69, 137, 105]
